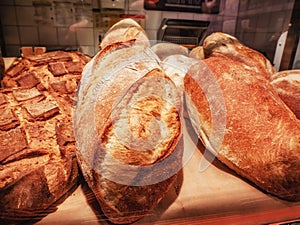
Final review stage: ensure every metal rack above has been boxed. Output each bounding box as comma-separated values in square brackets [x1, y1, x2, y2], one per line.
[157, 18, 210, 49]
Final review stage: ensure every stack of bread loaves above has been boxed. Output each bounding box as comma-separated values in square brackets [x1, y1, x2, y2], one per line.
[0, 18, 299, 225]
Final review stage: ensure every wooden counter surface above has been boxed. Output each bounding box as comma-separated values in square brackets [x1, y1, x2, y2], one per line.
[36, 118, 300, 225]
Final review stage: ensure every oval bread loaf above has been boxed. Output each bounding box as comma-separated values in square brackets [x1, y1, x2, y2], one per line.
[184, 56, 300, 201]
[74, 19, 183, 224]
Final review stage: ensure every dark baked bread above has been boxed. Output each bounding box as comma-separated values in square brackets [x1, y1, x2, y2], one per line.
[184, 56, 300, 201]
[74, 19, 183, 224]
[0, 51, 90, 223]
[271, 69, 300, 119]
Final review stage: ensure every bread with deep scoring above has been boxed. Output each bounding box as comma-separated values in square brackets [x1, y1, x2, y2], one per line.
[74, 19, 183, 224]
[0, 51, 90, 223]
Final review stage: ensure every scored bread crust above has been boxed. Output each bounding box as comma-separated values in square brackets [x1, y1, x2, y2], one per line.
[271, 69, 300, 119]
[184, 56, 300, 201]
[99, 18, 150, 51]
[98, 69, 182, 166]
[74, 39, 183, 223]
[0, 51, 90, 222]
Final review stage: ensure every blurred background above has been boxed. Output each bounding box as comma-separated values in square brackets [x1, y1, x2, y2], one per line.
[0, 0, 298, 70]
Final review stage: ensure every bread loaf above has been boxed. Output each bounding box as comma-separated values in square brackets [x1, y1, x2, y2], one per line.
[151, 42, 189, 61]
[0, 51, 90, 223]
[271, 69, 300, 119]
[203, 32, 275, 80]
[184, 56, 300, 201]
[0, 55, 4, 84]
[99, 18, 149, 50]
[189, 46, 205, 60]
[74, 19, 183, 224]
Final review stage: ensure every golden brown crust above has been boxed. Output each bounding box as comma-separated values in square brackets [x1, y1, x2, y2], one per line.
[74, 35, 183, 223]
[100, 18, 150, 50]
[184, 56, 300, 201]
[203, 32, 275, 80]
[77, 141, 181, 224]
[98, 69, 182, 166]
[189, 46, 205, 60]
[271, 70, 300, 119]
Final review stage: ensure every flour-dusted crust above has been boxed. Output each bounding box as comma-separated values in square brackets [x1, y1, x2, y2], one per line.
[99, 18, 150, 51]
[0, 51, 90, 223]
[151, 42, 189, 61]
[161, 54, 198, 92]
[184, 56, 300, 201]
[271, 69, 300, 119]
[74, 20, 183, 224]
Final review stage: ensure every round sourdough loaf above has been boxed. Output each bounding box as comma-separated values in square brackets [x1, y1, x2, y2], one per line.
[0, 51, 90, 223]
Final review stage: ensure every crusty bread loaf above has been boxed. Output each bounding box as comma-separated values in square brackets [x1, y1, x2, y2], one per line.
[0, 56, 4, 84]
[74, 20, 183, 223]
[271, 69, 300, 119]
[203, 32, 275, 80]
[0, 51, 90, 223]
[184, 56, 300, 201]
[99, 18, 150, 50]
[151, 42, 189, 61]
[189, 46, 205, 60]
[161, 54, 198, 92]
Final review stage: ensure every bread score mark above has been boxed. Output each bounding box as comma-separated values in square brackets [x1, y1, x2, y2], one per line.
[99, 69, 182, 166]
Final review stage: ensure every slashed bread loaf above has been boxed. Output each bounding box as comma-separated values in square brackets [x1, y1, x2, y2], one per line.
[184, 56, 300, 201]
[74, 19, 183, 224]
[99, 18, 149, 50]
[0, 51, 90, 223]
